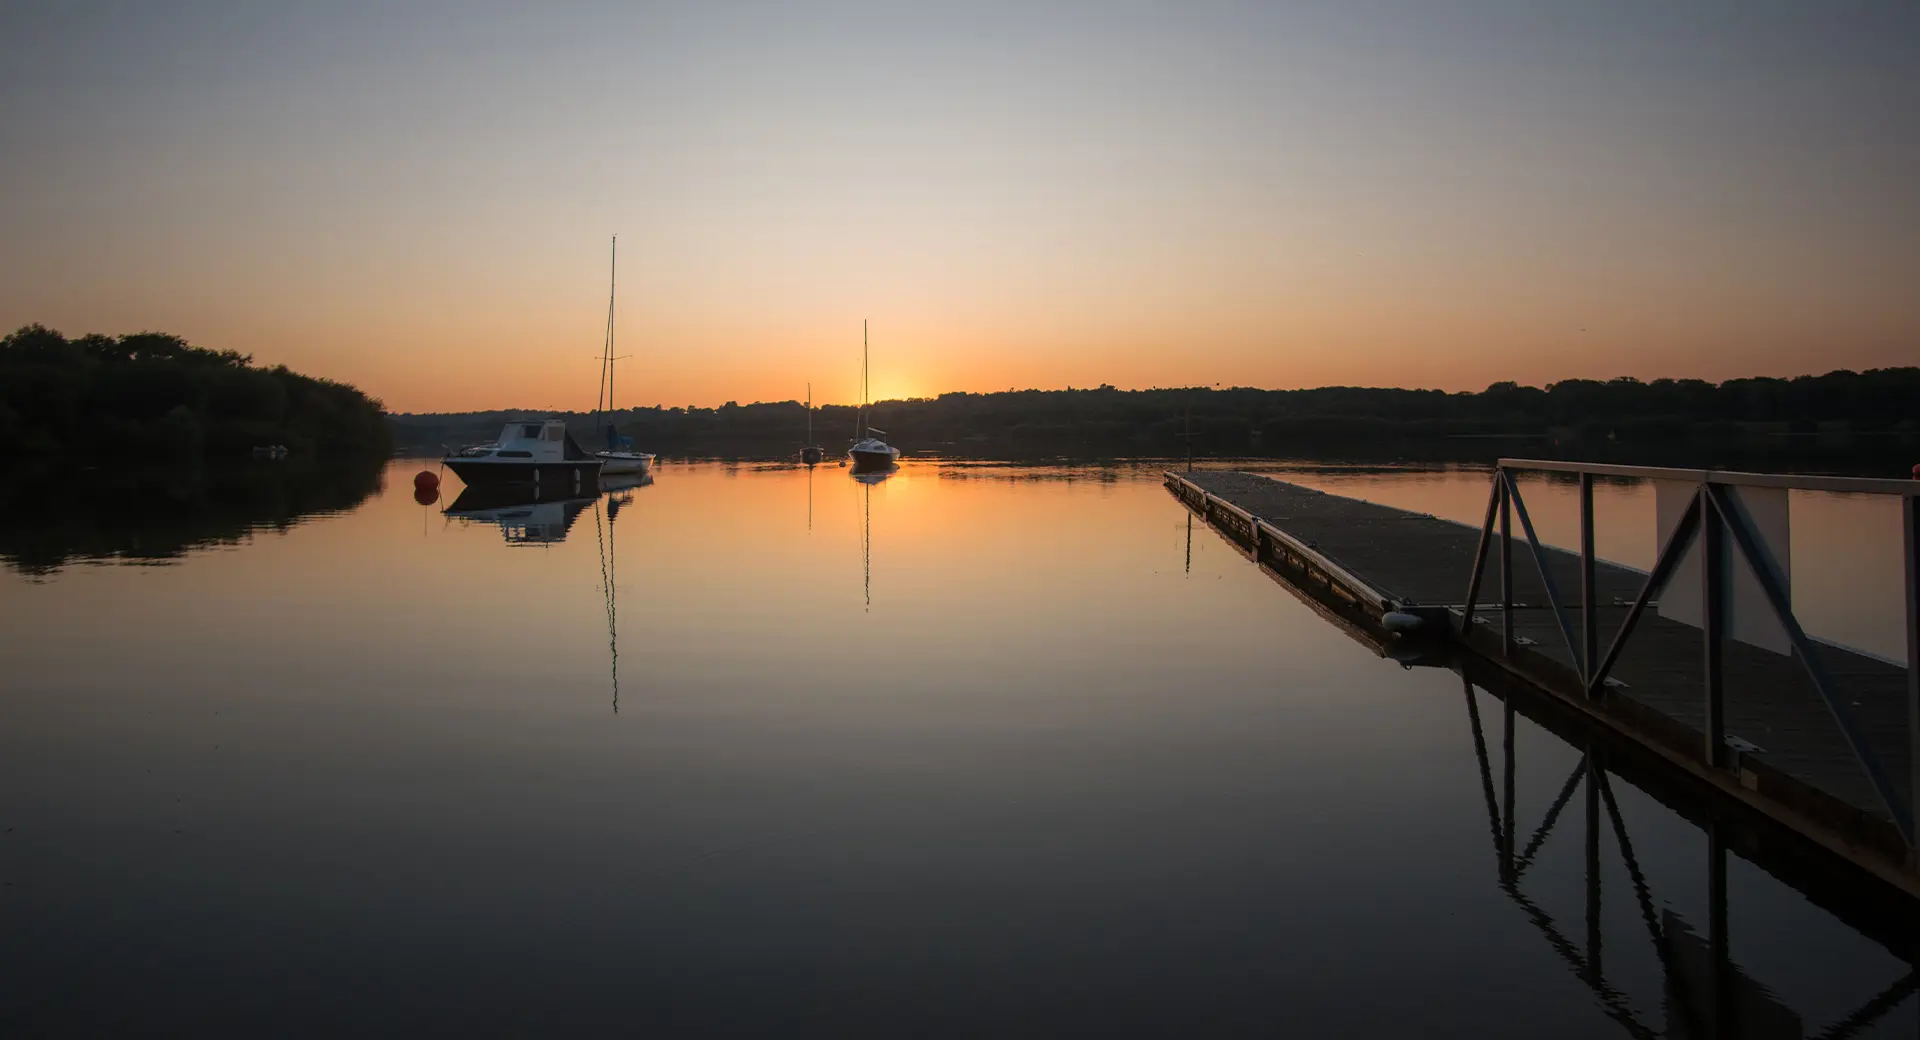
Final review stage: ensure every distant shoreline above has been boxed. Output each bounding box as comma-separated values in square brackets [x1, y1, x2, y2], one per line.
[387, 371, 1920, 478]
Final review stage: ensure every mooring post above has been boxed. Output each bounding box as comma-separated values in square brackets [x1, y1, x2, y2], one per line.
[1702, 484, 1727, 770]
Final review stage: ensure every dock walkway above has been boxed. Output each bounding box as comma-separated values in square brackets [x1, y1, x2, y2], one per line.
[1168, 468, 1916, 893]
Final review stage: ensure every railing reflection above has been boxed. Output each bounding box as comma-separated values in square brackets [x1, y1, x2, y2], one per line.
[1463, 671, 1918, 1038]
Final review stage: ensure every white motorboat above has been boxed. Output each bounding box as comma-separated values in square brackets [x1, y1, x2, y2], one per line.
[443, 419, 604, 492]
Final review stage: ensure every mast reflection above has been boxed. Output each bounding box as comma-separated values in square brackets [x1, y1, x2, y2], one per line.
[595, 473, 648, 713]
[854, 465, 893, 610]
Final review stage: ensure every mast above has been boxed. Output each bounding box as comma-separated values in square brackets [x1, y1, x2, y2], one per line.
[862, 318, 869, 439]
[605, 235, 618, 416]
[807, 381, 813, 442]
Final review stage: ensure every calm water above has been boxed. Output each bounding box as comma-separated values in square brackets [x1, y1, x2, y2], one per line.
[1, 458, 1913, 1036]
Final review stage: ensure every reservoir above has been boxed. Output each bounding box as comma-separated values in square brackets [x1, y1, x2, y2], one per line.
[2, 459, 1913, 1036]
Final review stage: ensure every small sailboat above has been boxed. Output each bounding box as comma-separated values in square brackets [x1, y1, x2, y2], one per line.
[592, 235, 655, 478]
[848, 320, 900, 473]
[800, 382, 824, 465]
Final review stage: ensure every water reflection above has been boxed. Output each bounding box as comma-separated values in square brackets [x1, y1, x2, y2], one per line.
[444, 486, 596, 545]
[5, 458, 1916, 1034]
[445, 474, 652, 546]
[0, 458, 383, 576]
[1460, 666, 1919, 1039]
[853, 465, 894, 610]
[592, 488, 631, 715]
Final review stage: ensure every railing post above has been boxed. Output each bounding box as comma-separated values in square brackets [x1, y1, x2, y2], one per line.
[1905, 495, 1919, 846]
[1580, 472, 1597, 689]
[1702, 484, 1726, 770]
[1500, 470, 1514, 657]
[1459, 471, 1503, 636]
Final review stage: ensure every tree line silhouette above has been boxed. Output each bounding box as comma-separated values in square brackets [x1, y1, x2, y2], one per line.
[1, 324, 392, 466]
[391, 368, 1919, 469]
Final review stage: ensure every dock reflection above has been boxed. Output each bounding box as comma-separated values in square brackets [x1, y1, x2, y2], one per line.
[1460, 667, 1918, 1038]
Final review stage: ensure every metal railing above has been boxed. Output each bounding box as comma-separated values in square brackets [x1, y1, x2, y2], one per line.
[1458, 459, 1920, 847]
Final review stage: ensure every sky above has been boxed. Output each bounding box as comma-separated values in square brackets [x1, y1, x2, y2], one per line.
[2, 1, 1916, 412]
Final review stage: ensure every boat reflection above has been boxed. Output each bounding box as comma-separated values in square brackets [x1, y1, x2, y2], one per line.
[445, 473, 652, 546]
[445, 486, 596, 545]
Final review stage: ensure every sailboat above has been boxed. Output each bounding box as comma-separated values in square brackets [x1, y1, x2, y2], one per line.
[799, 382, 824, 465]
[592, 235, 656, 477]
[848, 320, 901, 473]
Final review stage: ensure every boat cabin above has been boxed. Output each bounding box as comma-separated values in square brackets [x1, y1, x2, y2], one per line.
[453, 420, 596, 463]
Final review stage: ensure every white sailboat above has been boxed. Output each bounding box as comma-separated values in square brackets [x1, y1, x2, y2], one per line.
[592, 235, 655, 477]
[800, 382, 824, 465]
[848, 319, 900, 473]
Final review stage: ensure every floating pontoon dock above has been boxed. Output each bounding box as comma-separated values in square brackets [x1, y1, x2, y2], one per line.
[1168, 462, 1920, 898]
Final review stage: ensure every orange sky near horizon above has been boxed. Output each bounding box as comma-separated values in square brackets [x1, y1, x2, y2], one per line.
[3, 4, 1915, 413]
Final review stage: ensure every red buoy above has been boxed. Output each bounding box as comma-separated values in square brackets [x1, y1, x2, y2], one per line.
[414, 470, 440, 492]
[413, 485, 439, 506]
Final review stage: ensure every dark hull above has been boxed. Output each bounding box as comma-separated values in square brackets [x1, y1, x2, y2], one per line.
[444, 459, 603, 489]
[849, 450, 897, 473]
[800, 447, 825, 465]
